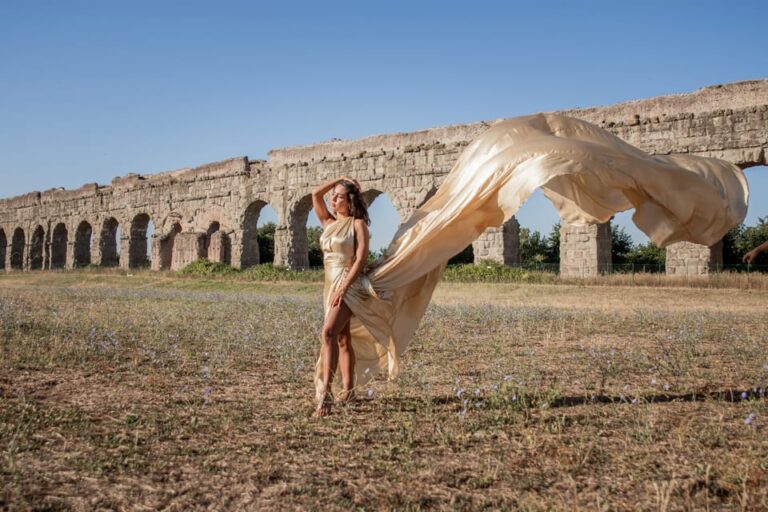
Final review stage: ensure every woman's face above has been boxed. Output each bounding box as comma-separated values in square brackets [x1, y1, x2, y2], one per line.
[330, 184, 350, 215]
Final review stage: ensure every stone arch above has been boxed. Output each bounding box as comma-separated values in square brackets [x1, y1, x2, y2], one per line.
[51, 223, 68, 269]
[241, 199, 270, 267]
[10, 227, 25, 270]
[158, 222, 182, 270]
[364, 183, 411, 223]
[100, 217, 120, 267]
[207, 221, 220, 236]
[29, 225, 45, 270]
[74, 220, 93, 267]
[0, 229, 6, 270]
[128, 213, 151, 268]
[415, 185, 438, 209]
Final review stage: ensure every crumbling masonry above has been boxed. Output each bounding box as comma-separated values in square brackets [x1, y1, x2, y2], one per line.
[1, 80, 766, 276]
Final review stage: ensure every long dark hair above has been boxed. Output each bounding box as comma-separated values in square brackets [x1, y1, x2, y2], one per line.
[337, 179, 370, 226]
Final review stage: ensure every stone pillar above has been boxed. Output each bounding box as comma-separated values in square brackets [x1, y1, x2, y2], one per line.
[150, 235, 162, 271]
[472, 217, 521, 266]
[559, 222, 612, 277]
[665, 240, 723, 275]
[19, 242, 29, 272]
[44, 240, 51, 270]
[90, 230, 101, 267]
[207, 230, 231, 265]
[65, 241, 75, 270]
[274, 224, 308, 269]
[119, 236, 131, 270]
[3, 240, 9, 271]
[171, 232, 207, 271]
[229, 230, 245, 269]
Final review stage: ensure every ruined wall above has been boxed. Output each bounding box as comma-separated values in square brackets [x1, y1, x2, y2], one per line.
[1, 79, 766, 274]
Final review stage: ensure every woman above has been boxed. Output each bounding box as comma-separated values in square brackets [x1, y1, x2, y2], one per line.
[310, 113, 749, 417]
[312, 176, 370, 416]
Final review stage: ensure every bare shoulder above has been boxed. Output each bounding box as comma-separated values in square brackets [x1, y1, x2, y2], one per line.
[353, 219, 370, 241]
[321, 216, 337, 229]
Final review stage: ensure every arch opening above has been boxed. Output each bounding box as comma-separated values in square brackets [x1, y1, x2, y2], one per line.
[242, 200, 277, 267]
[30, 226, 45, 270]
[11, 228, 25, 270]
[365, 190, 400, 258]
[129, 214, 151, 268]
[51, 223, 68, 269]
[74, 221, 93, 267]
[100, 217, 120, 267]
[512, 188, 562, 269]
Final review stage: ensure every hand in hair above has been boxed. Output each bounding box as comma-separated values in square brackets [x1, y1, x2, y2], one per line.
[340, 176, 362, 192]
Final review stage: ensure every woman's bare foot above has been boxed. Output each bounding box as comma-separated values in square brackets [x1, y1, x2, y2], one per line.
[313, 392, 332, 417]
[337, 388, 355, 404]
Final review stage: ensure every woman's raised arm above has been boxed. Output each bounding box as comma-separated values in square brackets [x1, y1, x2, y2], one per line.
[312, 178, 340, 227]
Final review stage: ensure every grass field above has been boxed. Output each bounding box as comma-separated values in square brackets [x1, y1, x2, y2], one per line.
[1, 272, 767, 510]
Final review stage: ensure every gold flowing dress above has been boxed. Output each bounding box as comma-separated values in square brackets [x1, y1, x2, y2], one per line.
[314, 113, 749, 399]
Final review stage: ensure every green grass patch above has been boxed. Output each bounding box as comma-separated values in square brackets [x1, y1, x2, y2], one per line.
[442, 260, 558, 283]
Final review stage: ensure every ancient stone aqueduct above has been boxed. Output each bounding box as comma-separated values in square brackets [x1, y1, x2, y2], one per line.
[0, 80, 766, 276]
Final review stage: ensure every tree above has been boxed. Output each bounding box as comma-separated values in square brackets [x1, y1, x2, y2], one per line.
[519, 227, 550, 266]
[626, 242, 665, 270]
[448, 244, 474, 265]
[256, 222, 275, 263]
[307, 226, 324, 267]
[611, 225, 634, 264]
[545, 222, 561, 263]
[723, 217, 768, 266]
[740, 217, 768, 265]
[721, 223, 743, 265]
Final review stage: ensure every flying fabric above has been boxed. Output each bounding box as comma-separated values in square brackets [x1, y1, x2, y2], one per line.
[315, 113, 749, 398]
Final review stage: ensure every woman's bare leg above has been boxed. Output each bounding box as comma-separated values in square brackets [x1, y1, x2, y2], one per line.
[315, 301, 353, 417]
[338, 321, 355, 402]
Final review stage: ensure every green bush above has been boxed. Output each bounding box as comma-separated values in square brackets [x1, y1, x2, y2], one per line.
[178, 258, 238, 277]
[442, 260, 557, 283]
[240, 264, 324, 282]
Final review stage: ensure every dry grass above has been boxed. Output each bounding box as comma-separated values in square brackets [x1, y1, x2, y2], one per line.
[1, 273, 767, 510]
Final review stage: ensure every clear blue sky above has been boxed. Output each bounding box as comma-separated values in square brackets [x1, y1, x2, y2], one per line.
[1, 0, 766, 251]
